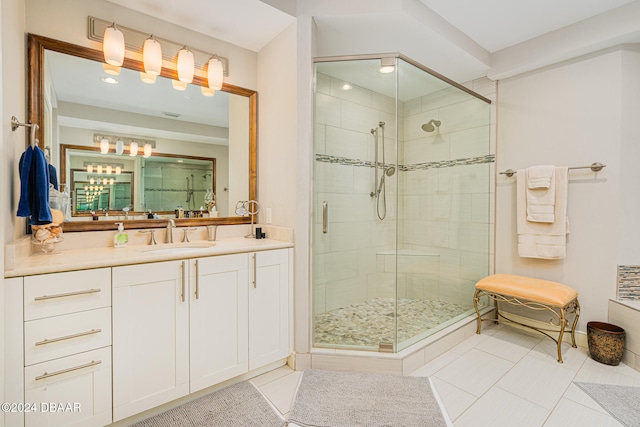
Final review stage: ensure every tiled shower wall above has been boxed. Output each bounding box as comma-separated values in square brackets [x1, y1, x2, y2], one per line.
[313, 72, 496, 315]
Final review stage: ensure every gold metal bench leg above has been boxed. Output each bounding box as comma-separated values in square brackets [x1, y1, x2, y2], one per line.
[557, 308, 566, 363]
[473, 289, 482, 334]
[570, 299, 580, 348]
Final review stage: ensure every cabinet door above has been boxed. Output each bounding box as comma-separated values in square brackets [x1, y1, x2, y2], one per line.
[249, 249, 291, 370]
[24, 347, 112, 427]
[190, 253, 249, 393]
[112, 261, 189, 422]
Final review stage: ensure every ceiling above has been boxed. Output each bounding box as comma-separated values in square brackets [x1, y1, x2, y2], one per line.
[104, 0, 640, 83]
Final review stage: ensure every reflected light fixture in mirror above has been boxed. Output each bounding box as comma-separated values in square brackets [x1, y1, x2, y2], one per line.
[116, 139, 124, 155]
[143, 143, 152, 158]
[201, 86, 215, 97]
[172, 80, 187, 91]
[177, 46, 194, 83]
[103, 23, 124, 66]
[140, 72, 156, 84]
[100, 138, 109, 154]
[129, 142, 139, 156]
[143, 35, 162, 76]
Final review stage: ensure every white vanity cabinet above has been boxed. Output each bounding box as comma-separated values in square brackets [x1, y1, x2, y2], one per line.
[112, 248, 291, 422]
[7, 268, 113, 427]
[111, 260, 189, 422]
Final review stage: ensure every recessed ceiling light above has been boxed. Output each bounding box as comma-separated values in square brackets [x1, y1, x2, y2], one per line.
[101, 76, 119, 84]
[341, 83, 352, 91]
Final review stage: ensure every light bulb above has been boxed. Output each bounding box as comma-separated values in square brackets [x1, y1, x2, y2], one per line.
[103, 22, 125, 66]
[172, 80, 187, 91]
[143, 35, 162, 76]
[129, 142, 139, 156]
[201, 86, 215, 97]
[143, 143, 152, 158]
[207, 56, 224, 90]
[140, 72, 157, 84]
[100, 138, 109, 154]
[102, 63, 121, 76]
[177, 46, 194, 83]
[116, 139, 124, 155]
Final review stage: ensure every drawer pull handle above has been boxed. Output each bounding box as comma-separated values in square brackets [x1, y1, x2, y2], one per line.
[34, 288, 101, 301]
[35, 329, 102, 346]
[35, 360, 102, 381]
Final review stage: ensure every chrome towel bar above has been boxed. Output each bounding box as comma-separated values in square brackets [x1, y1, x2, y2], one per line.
[499, 162, 606, 178]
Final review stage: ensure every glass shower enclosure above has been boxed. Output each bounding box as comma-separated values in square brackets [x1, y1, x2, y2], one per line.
[313, 55, 492, 352]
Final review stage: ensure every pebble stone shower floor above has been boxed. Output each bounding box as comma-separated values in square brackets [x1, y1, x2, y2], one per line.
[314, 297, 472, 347]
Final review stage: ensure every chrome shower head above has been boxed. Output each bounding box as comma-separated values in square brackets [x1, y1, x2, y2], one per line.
[421, 119, 442, 132]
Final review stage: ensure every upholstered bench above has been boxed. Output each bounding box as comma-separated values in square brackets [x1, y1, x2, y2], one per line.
[473, 274, 580, 363]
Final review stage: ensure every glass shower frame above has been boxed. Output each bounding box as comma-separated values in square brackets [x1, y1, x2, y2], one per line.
[312, 53, 492, 353]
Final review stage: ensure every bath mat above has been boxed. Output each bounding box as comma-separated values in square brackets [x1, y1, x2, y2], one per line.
[288, 369, 450, 427]
[574, 382, 640, 427]
[131, 380, 285, 427]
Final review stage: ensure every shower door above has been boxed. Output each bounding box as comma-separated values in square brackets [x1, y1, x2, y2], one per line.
[312, 55, 492, 353]
[313, 58, 400, 351]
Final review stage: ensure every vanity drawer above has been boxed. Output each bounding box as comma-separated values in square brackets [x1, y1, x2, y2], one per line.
[24, 268, 111, 321]
[24, 347, 112, 427]
[24, 307, 111, 366]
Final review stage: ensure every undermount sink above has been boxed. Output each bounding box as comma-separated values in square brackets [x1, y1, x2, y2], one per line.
[139, 243, 216, 254]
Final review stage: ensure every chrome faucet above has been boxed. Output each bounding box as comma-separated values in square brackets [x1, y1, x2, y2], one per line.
[166, 219, 176, 243]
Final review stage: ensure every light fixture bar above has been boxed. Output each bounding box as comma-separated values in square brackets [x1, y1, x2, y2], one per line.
[88, 16, 229, 76]
[93, 134, 156, 148]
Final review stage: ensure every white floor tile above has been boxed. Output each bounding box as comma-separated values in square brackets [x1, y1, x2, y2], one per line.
[543, 398, 624, 427]
[430, 377, 477, 421]
[454, 387, 549, 427]
[574, 356, 640, 387]
[449, 332, 489, 355]
[435, 348, 513, 397]
[475, 326, 543, 363]
[496, 355, 576, 410]
[529, 338, 588, 370]
[256, 371, 302, 415]
[410, 351, 460, 378]
[562, 383, 608, 415]
[249, 365, 295, 387]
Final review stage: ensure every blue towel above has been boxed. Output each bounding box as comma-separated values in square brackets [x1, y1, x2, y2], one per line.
[17, 146, 52, 225]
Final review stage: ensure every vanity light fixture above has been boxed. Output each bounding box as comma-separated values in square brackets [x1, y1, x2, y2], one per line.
[87, 165, 94, 174]
[143, 143, 152, 158]
[177, 46, 194, 84]
[109, 178, 115, 185]
[89, 179, 95, 185]
[103, 22, 125, 66]
[129, 142, 139, 157]
[115, 166, 122, 175]
[172, 80, 187, 91]
[100, 138, 110, 154]
[102, 63, 121, 76]
[207, 56, 224, 90]
[106, 165, 113, 175]
[143, 35, 162, 76]
[102, 179, 107, 186]
[140, 72, 157, 84]
[97, 165, 103, 174]
[116, 139, 124, 155]
[201, 86, 215, 97]
[84, 185, 88, 191]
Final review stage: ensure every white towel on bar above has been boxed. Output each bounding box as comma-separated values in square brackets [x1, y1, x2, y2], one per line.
[526, 166, 556, 223]
[517, 167, 569, 259]
[527, 165, 555, 189]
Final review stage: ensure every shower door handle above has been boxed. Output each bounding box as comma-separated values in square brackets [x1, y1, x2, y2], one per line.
[322, 201, 328, 234]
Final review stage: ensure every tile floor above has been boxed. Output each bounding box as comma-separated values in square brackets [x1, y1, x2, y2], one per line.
[250, 323, 640, 426]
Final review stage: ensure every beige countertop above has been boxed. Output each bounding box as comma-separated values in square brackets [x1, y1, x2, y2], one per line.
[5, 224, 293, 278]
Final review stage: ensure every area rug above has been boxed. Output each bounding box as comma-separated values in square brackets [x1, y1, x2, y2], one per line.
[131, 380, 285, 427]
[574, 382, 640, 427]
[288, 369, 450, 427]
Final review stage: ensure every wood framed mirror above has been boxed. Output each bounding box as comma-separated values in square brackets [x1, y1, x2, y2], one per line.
[28, 33, 257, 231]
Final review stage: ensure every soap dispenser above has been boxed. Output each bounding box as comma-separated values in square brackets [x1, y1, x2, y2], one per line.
[114, 222, 129, 248]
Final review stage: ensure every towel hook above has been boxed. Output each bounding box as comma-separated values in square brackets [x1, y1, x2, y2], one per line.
[11, 116, 39, 147]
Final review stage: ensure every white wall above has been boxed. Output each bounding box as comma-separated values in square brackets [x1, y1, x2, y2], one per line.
[496, 48, 625, 332]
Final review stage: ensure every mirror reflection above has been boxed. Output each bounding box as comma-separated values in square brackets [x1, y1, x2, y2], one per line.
[38, 43, 253, 223]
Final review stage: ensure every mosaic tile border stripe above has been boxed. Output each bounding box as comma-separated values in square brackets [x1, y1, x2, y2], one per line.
[618, 265, 640, 300]
[315, 154, 495, 171]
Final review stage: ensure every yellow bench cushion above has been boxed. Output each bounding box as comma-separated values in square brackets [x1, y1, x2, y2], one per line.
[476, 274, 578, 307]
